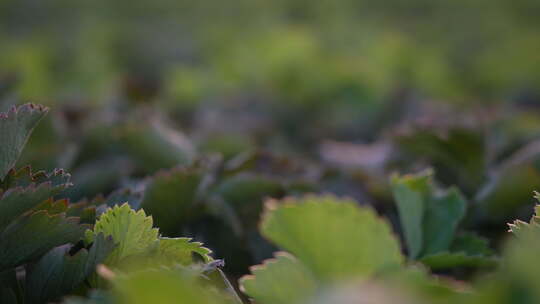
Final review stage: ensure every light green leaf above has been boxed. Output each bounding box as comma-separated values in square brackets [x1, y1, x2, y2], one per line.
[422, 187, 466, 255]
[380, 265, 464, 302]
[0, 104, 48, 179]
[390, 171, 432, 259]
[240, 252, 317, 304]
[508, 204, 540, 237]
[501, 219, 540, 298]
[158, 237, 213, 265]
[261, 195, 403, 281]
[85, 204, 159, 267]
[308, 282, 418, 304]
[112, 269, 232, 304]
[499, 204, 540, 295]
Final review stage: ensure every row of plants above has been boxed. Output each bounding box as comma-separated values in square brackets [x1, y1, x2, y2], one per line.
[2, 0, 540, 105]
[2, 103, 540, 303]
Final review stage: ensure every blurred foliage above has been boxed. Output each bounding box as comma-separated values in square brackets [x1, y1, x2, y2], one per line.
[1, 0, 540, 302]
[1, 0, 540, 106]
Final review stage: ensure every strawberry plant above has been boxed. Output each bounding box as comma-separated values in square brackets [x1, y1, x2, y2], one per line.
[0, 104, 90, 303]
[0, 104, 235, 303]
[390, 170, 497, 270]
[3, 103, 540, 304]
[83, 195, 540, 304]
[59, 193, 540, 304]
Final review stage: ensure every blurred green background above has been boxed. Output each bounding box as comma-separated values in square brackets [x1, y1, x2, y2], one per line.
[2, 0, 540, 276]
[2, 0, 540, 104]
[2, 0, 540, 148]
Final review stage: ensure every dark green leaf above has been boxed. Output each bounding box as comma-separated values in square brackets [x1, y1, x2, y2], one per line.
[0, 211, 85, 271]
[0, 288, 17, 304]
[422, 187, 467, 256]
[140, 167, 203, 236]
[26, 234, 115, 303]
[420, 252, 498, 270]
[0, 104, 48, 179]
[215, 173, 284, 228]
[0, 168, 72, 231]
[451, 233, 494, 256]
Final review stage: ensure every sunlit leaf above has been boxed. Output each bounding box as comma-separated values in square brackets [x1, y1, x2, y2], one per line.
[85, 204, 159, 267]
[158, 237, 212, 265]
[112, 269, 232, 304]
[261, 195, 403, 281]
[240, 252, 317, 304]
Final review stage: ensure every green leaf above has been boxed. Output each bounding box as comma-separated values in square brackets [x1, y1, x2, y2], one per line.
[451, 233, 494, 256]
[118, 120, 194, 173]
[508, 204, 540, 237]
[25, 233, 116, 303]
[140, 167, 203, 236]
[36, 198, 69, 215]
[420, 252, 498, 270]
[158, 237, 213, 265]
[260, 195, 403, 281]
[215, 174, 284, 228]
[85, 204, 159, 267]
[500, 218, 540, 299]
[497, 203, 540, 297]
[391, 171, 473, 262]
[204, 268, 243, 303]
[422, 187, 467, 255]
[0, 104, 48, 179]
[394, 127, 486, 193]
[112, 269, 232, 304]
[0, 168, 72, 231]
[85, 203, 218, 291]
[0, 269, 18, 304]
[104, 188, 142, 209]
[390, 171, 432, 259]
[309, 282, 418, 304]
[0, 210, 85, 271]
[64, 157, 130, 202]
[240, 252, 317, 304]
[63, 291, 113, 304]
[380, 266, 464, 302]
[0, 288, 16, 304]
[0, 168, 30, 190]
